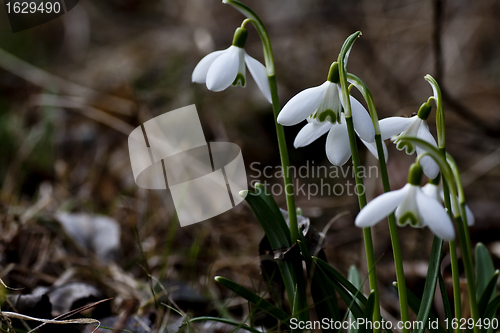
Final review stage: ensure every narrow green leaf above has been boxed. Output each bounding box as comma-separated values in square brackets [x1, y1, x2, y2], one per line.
[394, 282, 447, 333]
[437, 273, 453, 333]
[215, 276, 290, 324]
[314, 257, 368, 306]
[358, 291, 375, 333]
[243, 189, 298, 307]
[348, 266, 362, 333]
[483, 295, 500, 321]
[414, 236, 444, 333]
[290, 258, 310, 323]
[479, 271, 500, 316]
[313, 259, 365, 318]
[348, 266, 362, 298]
[310, 272, 340, 332]
[254, 183, 292, 245]
[485, 295, 500, 333]
[305, 241, 340, 330]
[313, 257, 393, 332]
[244, 189, 290, 249]
[291, 283, 299, 322]
[476, 243, 496, 302]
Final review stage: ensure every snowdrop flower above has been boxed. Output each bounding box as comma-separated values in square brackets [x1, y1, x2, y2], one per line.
[277, 62, 383, 166]
[355, 163, 455, 241]
[421, 180, 475, 226]
[379, 102, 439, 179]
[192, 26, 272, 103]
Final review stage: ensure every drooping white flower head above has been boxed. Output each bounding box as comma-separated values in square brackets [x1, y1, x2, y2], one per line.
[355, 163, 455, 241]
[192, 27, 272, 103]
[277, 62, 383, 166]
[421, 182, 475, 226]
[379, 102, 439, 179]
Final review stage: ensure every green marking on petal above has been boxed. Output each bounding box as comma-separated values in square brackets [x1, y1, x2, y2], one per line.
[398, 212, 418, 227]
[318, 109, 337, 124]
[396, 141, 415, 154]
[232, 73, 246, 87]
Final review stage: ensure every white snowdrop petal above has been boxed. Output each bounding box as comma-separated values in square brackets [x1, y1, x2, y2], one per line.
[416, 122, 440, 179]
[416, 121, 438, 148]
[316, 83, 341, 121]
[465, 204, 475, 226]
[325, 117, 351, 166]
[206, 46, 241, 92]
[416, 189, 455, 241]
[355, 184, 410, 228]
[337, 84, 344, 105]
[361, 138, 388, 162]
[395, 185, 423, 227]
[379, 117, 415, 141]
[294, 121, 331, 148]
[421, 183, 440, 201]
[192, 49, 226, 83]
[418, 155, 439, 179]
[244, 53, 272, 103]
[278, 81, 330, 126]
[351, 96, 375, 142]
[442, 190, 476, 226]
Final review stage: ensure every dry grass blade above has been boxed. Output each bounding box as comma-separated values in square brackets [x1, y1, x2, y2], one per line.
[26, 298, 112, 333]
[0, 48, 134, 116]
[0, 312, 100, 332]
[0, 278, 23, 291]
[30, 94, 134, 135]
[0, 308, 15, 332]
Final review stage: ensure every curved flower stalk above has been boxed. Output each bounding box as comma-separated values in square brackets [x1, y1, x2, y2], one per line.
[277, 62, 381, 166]
[379, 102, 439, 179]
[192, 25, 272, 103]
[355, 163, 455, 241]
[336, 31, 382, 333]
[347, 73, 409, 333]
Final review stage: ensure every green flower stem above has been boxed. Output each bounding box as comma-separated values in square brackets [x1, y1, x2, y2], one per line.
[224, 1, 307, 327]
[224, 0, 275, 76]
[268, 75, 299, 244]
[348, 74, 409, 332]
[346, 116, 381, 332]
[338, 33, 380, 332]
[455, 215, 480, 333]
[446, 155, 479, 332]
[446, 153, 473, 258]
[426, 74, 479, 333]
[449, 239, 462, 332]
[375, 139, 410, 333]
[440, 162, 463, 333]
[223, 0, 299, 246]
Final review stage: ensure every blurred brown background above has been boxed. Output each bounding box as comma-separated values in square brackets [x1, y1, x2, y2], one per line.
[1, 0, 499, 331]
